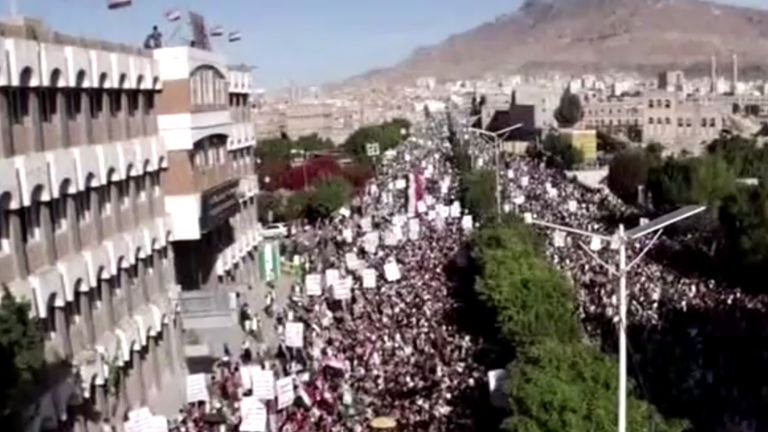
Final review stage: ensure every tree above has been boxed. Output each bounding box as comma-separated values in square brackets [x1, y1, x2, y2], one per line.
[504, 339, 688, 432]
[0, 290, 45, 427]
[607, 149, 652, 204]
[472, 224, 579, 345]
[542, 133, 584, 170]
[646, 155, 736, 211]
[343, 119, 411, 164]
[554, 88, 584, 128]
[460, 169, 497, 224]
[305, 177, 353, 221]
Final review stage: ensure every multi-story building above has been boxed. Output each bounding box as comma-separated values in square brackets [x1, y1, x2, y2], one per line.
[0, 16, 259, 432]
[153, 47, 259, 293]
[0, 16, 183, 432]
[643, 91, 724, 149]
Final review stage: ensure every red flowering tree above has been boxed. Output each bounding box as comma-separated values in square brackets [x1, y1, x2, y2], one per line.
[341, 164, 374, 190]
[279, 157, 343, 191]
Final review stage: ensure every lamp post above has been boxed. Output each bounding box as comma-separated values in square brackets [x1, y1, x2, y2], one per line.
[468, 124, 523, 222]
[522, 205, 706, 432]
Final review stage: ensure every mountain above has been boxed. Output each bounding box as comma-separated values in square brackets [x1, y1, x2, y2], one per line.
[349, 0, 768, 84]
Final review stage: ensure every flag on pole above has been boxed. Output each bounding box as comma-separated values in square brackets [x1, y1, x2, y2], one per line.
[165, 9, 182, 22]
[210, 26, 225, 37]
[107, 0, 132, 10]
[228, 31, 242, 42]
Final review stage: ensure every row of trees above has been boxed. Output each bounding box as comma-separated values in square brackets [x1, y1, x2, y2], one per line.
[471, 222, 687, 432]
[446, 119, 684, 430]
[606, 135, 768, 291]
[257, 120, 411, 224]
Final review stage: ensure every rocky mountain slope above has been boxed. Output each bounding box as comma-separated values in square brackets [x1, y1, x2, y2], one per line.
[350, 0, 768, 84]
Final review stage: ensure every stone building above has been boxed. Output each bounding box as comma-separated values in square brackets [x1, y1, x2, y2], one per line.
[0, 16, 258, 432]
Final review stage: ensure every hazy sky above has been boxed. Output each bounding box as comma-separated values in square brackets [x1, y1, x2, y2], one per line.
[11, 0, 768, 89]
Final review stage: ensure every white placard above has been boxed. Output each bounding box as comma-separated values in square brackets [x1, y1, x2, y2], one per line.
[239, 396, 268, 432]
[384, 230, 398, 246]
[383, 260, 401, 282]
[408, 218, 420, 235]
[333, 277, 352, 300]
[251, 367, 276, 400]
[363, 232, 380, 253]
[150, 416, 169, 432]
[345, 253, 361, 271]
[393, 214, 407, 226]
[360, 217, 372, 232]
[185, 373, 209, 403]
[461, 215, 474, 232]
[361, 268, 377, 289]
[338, 207, 351, 218]
[324, 268, 340, 287]
[342, 228, 353, 243]
[567, 200, 577, 212]
[285, 322, 304, 348]
[416, 201, 426, 213]
[437, 205, 449, 219]
[275, 376, 296, 410]
[488, 369, 509, 409]
[395, 179, 407, 189]
[450, 202, 461, 218]
[305, 273, 322, 296]
[521, 176, 529, 186]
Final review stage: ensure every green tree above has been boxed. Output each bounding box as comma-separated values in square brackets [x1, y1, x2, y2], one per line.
[460, 169, 497, 224]
[607, 149, 652, 204]
[306, 177, 353, 221]
[473, 224, 579, 345]
[343, 119, 410, 164]
[542, 133, 584, 170]
[504, 339, 688, 432]
[554, 88, 584, 128]
[647, 155, 736, 211]
[0, 290, 45, 427]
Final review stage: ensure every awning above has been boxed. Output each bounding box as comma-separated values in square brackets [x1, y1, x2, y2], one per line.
[132, 314, 147, 348]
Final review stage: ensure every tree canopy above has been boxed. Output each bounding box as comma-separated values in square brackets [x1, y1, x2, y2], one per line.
[343, 119, 412, 164]
[470, 222, 686, 432]
[605, 134, 768, 292]
[0, 289, 45, 427]
[554, 88, 584, 128]
[459, 169, 498, 225]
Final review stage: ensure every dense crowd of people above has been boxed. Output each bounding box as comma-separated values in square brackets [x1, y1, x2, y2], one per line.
[166, 119, 768, 432]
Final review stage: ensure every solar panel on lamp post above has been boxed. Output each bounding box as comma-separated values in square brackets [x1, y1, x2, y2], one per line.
[523, 204, 706, 432]
[469, 124, 523, 223]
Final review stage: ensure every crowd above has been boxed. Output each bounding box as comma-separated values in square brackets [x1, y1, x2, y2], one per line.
[274, 139, 485, 432]
[165, 119, 768, 432]
[499, 156, 768, 330]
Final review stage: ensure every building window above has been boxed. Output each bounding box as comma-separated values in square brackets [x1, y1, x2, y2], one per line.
[701, 118, 707, 128]
[685, 118, 692, 127]
[89, 89, 103, 120]
[709, 118, 716, 128]
[648, 100, 654, 108]
[664, 117, 671, 125]
[664, 100, 671, 108]
[118, 181, 129, 208]
[648, 117, 654, 125]
[51, 198, 67, 232]
[21, 205, 41, 243]
[75, 192, 90, 223]
[99, 186, 112, 215]
[678, 118, 684, 128]
[8, 88, 29, 125]
[0, 202, 10, 253]
[137, 176, 147, 202]
[151, 172, 161, 197]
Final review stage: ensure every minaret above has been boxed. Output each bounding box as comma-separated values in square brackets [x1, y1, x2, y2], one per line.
[732, 53, 739, 95]
[710, 55, 717, 94]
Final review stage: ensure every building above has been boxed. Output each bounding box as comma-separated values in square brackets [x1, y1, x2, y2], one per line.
[0, 16, 258, 432]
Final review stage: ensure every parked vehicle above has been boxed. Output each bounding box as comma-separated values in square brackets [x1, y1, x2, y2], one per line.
[262, 223, 288, 238]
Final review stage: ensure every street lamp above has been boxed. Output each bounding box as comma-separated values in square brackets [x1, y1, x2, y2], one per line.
[522, 205, 706, 432]
[468, 124, 523, 222]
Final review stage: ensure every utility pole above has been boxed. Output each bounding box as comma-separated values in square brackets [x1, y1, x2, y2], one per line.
[469, 124, 522, 223]
[523, 205, 706, 432]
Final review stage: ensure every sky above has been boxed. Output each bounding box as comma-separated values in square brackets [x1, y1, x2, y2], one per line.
[10, 0, 768, 90]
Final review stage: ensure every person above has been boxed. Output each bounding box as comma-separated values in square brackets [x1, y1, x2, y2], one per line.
[143, 25, 163, 49]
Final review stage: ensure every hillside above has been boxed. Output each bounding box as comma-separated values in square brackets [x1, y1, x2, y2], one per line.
[350, 0, 768, 84]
